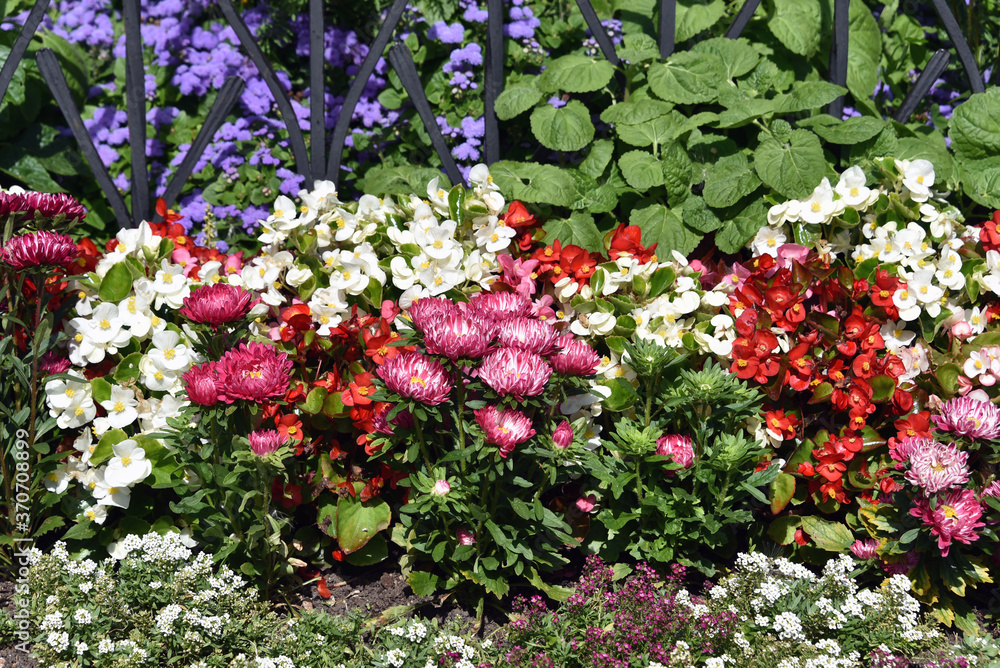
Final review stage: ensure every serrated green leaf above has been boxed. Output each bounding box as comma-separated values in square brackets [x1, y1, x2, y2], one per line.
[716, 199, 767, 254]
[615, 113, 677, 148]
[753, 129, 826, 199]
[690, 37, 759, 79]
[675, 0, 726, 42]
[846, 0, 881, 101]
[768, 0, 821, 57]
[812, 115, 886, 144]
[494, 84, 543, 120]
[949, 89, 1000, 162]
[579, 139, 615, 178]
[600, 100, 672, 125]
[703, 153, 761, 207]
[530, 100, 595, 152]
[629, 204, 701, 256]
[682, 196, 721, 232]
[661, 141, 692, 203]
[648, 52, 722, 105]
[716, 98, 777, 128]
[538, 55, 616, 94]
[619, 150, 665, 190]
[542, 212, 605, 253]
[490, 161, 577, 208]
[773, 81, 847, 114]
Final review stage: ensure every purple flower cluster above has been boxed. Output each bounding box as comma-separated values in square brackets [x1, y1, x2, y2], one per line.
[444, 42, 483, 92]
[583, 18, 623, 57]
[437, 115, 486, 164]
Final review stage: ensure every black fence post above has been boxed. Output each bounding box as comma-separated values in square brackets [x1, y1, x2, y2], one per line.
[123, 0, 149, 226]
[894, 49, 951, 123]
[930, 0, 985, 94]
[725, 0, 761, 39]
[484, 0, 503, 166]
[309, 0, 325, 183]
[659, 0, 676, 59]
[828, 0, 850, 119]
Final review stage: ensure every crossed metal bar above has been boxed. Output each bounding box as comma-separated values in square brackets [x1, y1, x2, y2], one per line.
[0, 0, 990, 230]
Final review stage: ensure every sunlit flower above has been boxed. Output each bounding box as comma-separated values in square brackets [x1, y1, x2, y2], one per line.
[0, 230, 80, 270]
[468, 290, 533, 321]
[497, 317, 558, 355]
[249, 429, 284, 457]
[216, 342, 293, 403]
[423, 312, 492, 360]
[407, 296, 456, 332]
[909, 488, 984, 557]
[377, 351, 453, 405]
[551, 420, 573, 449]
[655, 434, 694, 469]
[182, 362, 221, 407]
[477, 347, 551, 399]
[849, 538, 880, 560]
[474, 405, 535, 457]
[104, 440, 152, 487]
[933, 396, 1000, 440]
[904, 440, 970, 495]
[549, 337, 601, 376]
[179, 283, 256, 328]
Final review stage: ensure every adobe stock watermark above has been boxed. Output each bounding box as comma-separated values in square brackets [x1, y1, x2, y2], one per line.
[11, 427, 34, 654]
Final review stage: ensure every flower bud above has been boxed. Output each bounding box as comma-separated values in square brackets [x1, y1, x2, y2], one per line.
[431, 479, 451, 496]
[552, 420, 573, 449]
[456, 528, 476, 545]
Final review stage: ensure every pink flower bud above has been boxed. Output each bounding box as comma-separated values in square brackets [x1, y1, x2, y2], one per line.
[951, 320, 974, 340]
[575, 493, 597, 514]
[552, 420, 573, 449]
[249, 429, 284, 457]
[655, 434, 694, 469]
[456, 528, 476, 545]
[432, 479, 451, 496]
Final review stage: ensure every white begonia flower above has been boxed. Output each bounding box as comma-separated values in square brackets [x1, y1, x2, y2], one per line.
[147, 330, 193, 373]
[398, 285, 431, 310]
[87, 302, 127, 345]
[834, 166, 873, 209]
[43, 466, 71, 494]
[571, 311, 616, 337]
[73, 431, 97, 466]
[45, 372, 91, 411]
[416, 220, 459, 260]
[139, 354, 179, 393]
[72, 286, 99, 316]
[750, 225, 787, 257]
[80, 468, 104, 497]
[100, 386, 139, 430]
[284, 265, 313, 288]
[389, 256, 416, 290]
[151, 261, 190, 310]
[140, 395, 187, 434]
[966, 306, 989, 335]
[879, 321, 916, 353]
[965, 349, 992, 380]
[898, 158, 935, 202]
[767, 200, 801, 226]
[798, 177, 843, 224]
[104, 440, 152, 488]
[908, 268, 944, 305]
[892, 285, 921, 322]
[702, 289, 730, 308]
[117, 293, 156, 339]
[554, 276, 580, 301]
[426, 177, 451, 212]
[267, 195, 298, 229]
[81, 504, 108, 525]
[899, 342, 931, 383]
[475, 216, 515, 253]
[671, 290, 701, 315]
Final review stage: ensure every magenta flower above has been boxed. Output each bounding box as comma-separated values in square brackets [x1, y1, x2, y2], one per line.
[882, 551, 920, 576]
[981, 480, 1000, 500]
[904, 440, 969, 495]
[179, 283, 257, 329]
[423, 312, 492, 360]
[182, 361, 221, 407]
[552, 420, 573, 449]
[474, 405, 536, 457]
[431, 480, 451, 496]
[909, 488, 985, 557]
[249, 429, 284, 456]
[468, 290, 533, 321]
[933, 396, 1000, 440]
[456, 528, 477, 545]
[497, 254, 539, 297]
[408, 297, 456, 332]
[890, 435, 936, 468]
[849, 538, 880, 560]
[18, 192, 86, 221]
[477, 347, 552, 400]
[0, 230, 80, 270]
[497, 317, 559, 355]
[656, 434, 695, 469]
[377, 351, 453, 405]
[216, 342, 293, 404]
[549, 338, 601, 375]
[38, 351, 72, 375]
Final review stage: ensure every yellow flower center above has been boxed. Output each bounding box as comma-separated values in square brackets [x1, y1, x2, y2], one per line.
[410, 376, 426, 387]
[433, 240, 443, 248]
[490, 234, 499, 243]
[66, 388, 76, 397]
[850, 187, 859, 197]
[917, 176, 925, 184]
[163, 274, 173, 284]
[811, 202, 821, 212]
[164, 349, 175, 360]
[113, 401, 125, 413]
[100, 319, 111, 330]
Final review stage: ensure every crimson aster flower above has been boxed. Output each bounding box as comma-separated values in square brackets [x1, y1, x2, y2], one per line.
[933, 396, 1000, 440]
[408, 297, 456, 332]
[182, 361, 221, 407]
[474, 405, 536, 457]
[477, 347, 551, 400]
[249, 429, 284, 457]
[656, 434, 694, 469]
[849, 538, 881, 560]
[497, 317, 559, 356]
[549, 337, 601, 376]
[468, 290, 533, 321]
[909, 488, 985, 557]
[20, 192, 86, 221]
[179, 283, 256, 328]
[0, 230, 80, 270]
[216, 342, 293, 404]
[423, 312, 492, 360]
[377, 351, 453, 405]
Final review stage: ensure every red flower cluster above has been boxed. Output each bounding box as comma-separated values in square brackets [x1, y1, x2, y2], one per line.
[501, 201, 541, 252]
[530, 239, 600, 285]
[979, 210, 1000, 253]
[608, 223, 657, 264]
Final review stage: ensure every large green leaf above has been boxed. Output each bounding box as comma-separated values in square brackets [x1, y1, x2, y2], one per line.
[675, 0, 726, 42]
[600, 100, 673, 125]
[717, 98, 777, 129]
[629, 204, 701, 256]
[949, 89, 1000, 162]
[647, 52, 722, 105]
[619, 150, 665, 190]
[494, 84, 542, 120]
[682, 196, 722, 233]
[690, 37, 759, 79]
[337, 487, 391, 554]
[768, 0, 822, 57]
[530, 100, 595, 152]
[539, 55, 616, 94]
[811, 115, 886, 144]
[661, 141, 693, 203]
[716, 199, 767, 254]
[579, 139, 615, 179]
[98, 262, 134, 303]
[956, 157, 1000, 209]
[490, 161, 577, 208]
[542, 212, 606, 253]
[753, 129, 826, 199]
[801, 515, 854, 552]
[615, 113, 678, 148]
[846, 0, 881, 101]
[773, 82, 846, 114]
[702, 153, 761, 208]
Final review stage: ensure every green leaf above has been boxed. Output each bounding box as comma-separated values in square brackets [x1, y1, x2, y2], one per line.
[800, 515, 854, 552]
[0, 152, 63, 193]
[675, 0, 726, 42]
[579, 139, 615, 178]
[615, 113, 677, 148]
[619, 150, 665, 190]
[767, 515, 801, 545]
[616, 33, 660, 63]
[299, 387, 328, 415]
[629, 204, 702, 256]
[949, 89, 1000, 162]
[408, 570, 440, 596]
[717, 99, 777, 128]
[345, 533, 388, 566]
[753, 129, 826, 199]
[337, 487, 392, 554]
[89, 376, 113, 404]
[703, 153, 761, 208]
[648, 51, 722, 105]
[113, 352, 144, 384]
[599, 378, 639, 412]
[490, 161, 577, 208]
[90, 429, 128, 467]
[768, 0, 821, 57]
[538, 55, 616, 94]
[682, 196, 721, 232]
[690, 37, 759, 79]
[896, 134, 953, 183]
[769, 473, 795, 515]
[870, 375, 896, 403]
[98, 262, 134, 303]
[716, 199, 767, 254]
[957, 157, 1000, 209]
[846, 0, 881, 101]
[542, 212, 605, 253]
[773, 82, 847, 114]
[599, 100, 673, 125]
[494, 84, 543, 120]
[661, 141, 692, 203]
[530, 100, 595, 152]
[811, 115, 886, 144]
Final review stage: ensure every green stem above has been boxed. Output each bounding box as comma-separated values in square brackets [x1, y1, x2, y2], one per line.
[412, 417, 434, 476]
[260, 463, 275, 601]
[26, 271, 45, 454]
[715, 469, 733, 515]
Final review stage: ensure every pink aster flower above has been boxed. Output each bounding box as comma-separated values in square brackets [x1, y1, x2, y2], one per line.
[249, 429, 284, 456]
[552, 420, 573, 449]
[477, 347, 551, 400]
[933, 396, 1000, 440]
[456, 528, 477, 545]
[849, 538, 881, 560]
[909, 488, 985, 557]
[0, 230, 80, 270]
[882, 551, 920, 576]
[408, 297, 456, 332]
[18, 192, 86, 221]
[179, 283, 257, 329]
[656, 434, 695, 469]
[497, 317, 559, 355]
[38, 351, 72, 375]
[549, 338, 601, 375]
[904, 440, 969, 495]
[890, 435, 936, 468]
[183, 361, 221, 407]
[981, 480, 1000, 500]
[216, 342, 293, 404]
[372, 403, 414, 435]
[377, 351, 453, 405]
[474, 405, 536, 457]
[423, 312, 492, 360]
[468, 290, 533, 321]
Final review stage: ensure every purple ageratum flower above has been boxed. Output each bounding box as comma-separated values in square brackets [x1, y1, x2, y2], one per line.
[904, 440, 970, 495]
[428, 21, 465, 44]
[548, 96, 566, 108]
[933, 396, 1000, 440]
[461, 0, 488, 23]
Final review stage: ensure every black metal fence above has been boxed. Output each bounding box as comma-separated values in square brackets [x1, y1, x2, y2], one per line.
[0, 0, 989, 230]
